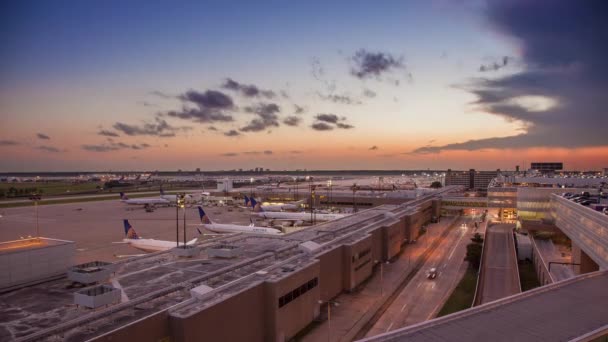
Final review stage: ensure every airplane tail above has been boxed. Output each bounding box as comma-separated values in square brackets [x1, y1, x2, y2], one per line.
[197, 206, 212, 224]
[119, 192, 129, 200]
[123, 219, 140, 239]
[251, 198, 264, 212]
[160, 187, 165, 196]
[244, 195, 250, 207]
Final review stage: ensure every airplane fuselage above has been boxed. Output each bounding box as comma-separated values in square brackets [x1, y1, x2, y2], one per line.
[254, 211, 347, 222]
[123, 238, 196, 252]
[201, 223, 282, 235]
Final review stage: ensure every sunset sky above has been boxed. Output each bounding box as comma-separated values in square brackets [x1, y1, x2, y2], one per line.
[1, 0, 606, 172]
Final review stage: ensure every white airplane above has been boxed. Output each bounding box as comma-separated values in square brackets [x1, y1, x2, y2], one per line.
[197, 206, 282, 235]
[119, 192, 171, 208]
[244, 195, 305, 211]
[118, 219, 197, 252]
[250, 198, 348, 224]
[160, 189, 193, 203]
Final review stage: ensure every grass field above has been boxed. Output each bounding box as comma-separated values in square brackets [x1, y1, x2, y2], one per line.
[437, 268, 478, 317]
[0, 182, 104, 196]
[519, 260, 541, 291]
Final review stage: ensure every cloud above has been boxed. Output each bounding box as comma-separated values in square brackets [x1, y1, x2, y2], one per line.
[167, 89, 235, 123]
[350, 49, 404, 79]
[149, 90, 173, 99]
[294, 104, 305, 114]
[310, 57, 336, 92]
[311, 122, 334, 131]
[0, 140, 19, 146]
[220, 152, 239, 157]
[208, 126, 218, 131]
[369, 145, 379, 150]
[243, 150, 273, 155]
[313, 114, 354, 130]
[315, 114, 339, 124]
[113, 118, 190, 137]
[283, 116, 301, 127]
[479, 56, 511, 72]
[36, 133, 50, 140]
[36, 145, 61, 153]
[241, 103, 281, 132]
[318, 93, 362, 105]
[412, 0, 608, 153]
[289, 150, 303, 154]
[81, 142, 152, 152]
[224, 129, 240, 137]
[363, 89, 377, 98]
[222, 78, 275, 99]
[98, 129, 120, 137]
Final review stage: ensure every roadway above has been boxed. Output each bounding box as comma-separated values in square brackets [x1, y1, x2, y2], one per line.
[0, 189, 204, 204]
[477, 223, 520, 304]
[364, 216, 473, 337]
[301, 215, 462, 342]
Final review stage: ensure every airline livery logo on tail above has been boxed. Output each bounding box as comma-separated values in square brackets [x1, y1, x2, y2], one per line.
[244, 195, 250, 207]
[119, 192, 129, 200]
[123, 219, 140, 239]
[250, 198, 263, 212]
[197, 206, 212, 224]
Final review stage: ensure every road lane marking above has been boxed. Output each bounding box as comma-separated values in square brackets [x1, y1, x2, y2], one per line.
[431, 283, 435, 289]
[401, 303, 407, 312]
[386, 322, 394, 332]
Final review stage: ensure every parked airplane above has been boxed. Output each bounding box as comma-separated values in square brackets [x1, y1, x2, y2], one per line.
[250, 198, 348, 224]
[160, 189, 193, 203]
[197, 206, 282, 235]
[244, 195, 305, 211]
[118, 219, 197, 252]
[119, 192, 171, 208]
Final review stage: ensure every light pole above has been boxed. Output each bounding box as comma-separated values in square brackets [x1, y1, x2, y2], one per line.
[182, 195, 186, 248]
[176, 194, 184, 247]
[374, 260, 384, 296]
[352, 183, 358, 213]
[318, 300, 339, 342]
[250, 177, 254, 197]
[30, 194, 41, 239]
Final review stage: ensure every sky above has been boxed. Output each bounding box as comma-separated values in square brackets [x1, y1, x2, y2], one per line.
[1, 0, 606, 172]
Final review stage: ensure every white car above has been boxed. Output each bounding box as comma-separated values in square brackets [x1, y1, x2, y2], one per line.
[427, 268, 438, 279]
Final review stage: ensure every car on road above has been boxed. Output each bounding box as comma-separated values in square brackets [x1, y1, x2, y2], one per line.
[427, 268, 438, 279]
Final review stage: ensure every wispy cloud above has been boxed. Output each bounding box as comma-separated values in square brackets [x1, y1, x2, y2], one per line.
[283, 116, 302, 127]
[36, 133, 50, 140]
[222, 78, 276, 99]
[82, 142, 151, 152]
[350, 49, 404, 79]
[241, 103, 281, 132]
[98, 129, 120, 137]
[224, 129, 240, 137]
[0, 140, 19, 146]
[317, 93, 362, 105]
[36, 145, 62, 153]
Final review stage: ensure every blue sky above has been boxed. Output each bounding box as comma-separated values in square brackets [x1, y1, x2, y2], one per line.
[1, 0, 606, 171]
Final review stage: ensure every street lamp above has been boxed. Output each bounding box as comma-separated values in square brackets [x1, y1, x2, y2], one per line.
[318, 300, 339, 342]
[326, 180, 333, 209]
[250, 177, 254, 197]
[176, 194, 185, 247]
[29, 194, 41, 239]
[352, 183, 358, 213]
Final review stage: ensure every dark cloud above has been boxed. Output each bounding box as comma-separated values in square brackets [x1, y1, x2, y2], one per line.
[318, 93, 362, 105]
[113, 118, 190, 137]
[36, 145, 61, 153]
[98, 129, 120, 137]
[81, 142, 151, 152]
[283, 116, 302, 127]
[311, 122, 334, 131]
[336, 122, 354, 129]
[241, 103, 281, 132]
[207, 126, 218, 131]
[224, 129, 240, 137]
[413, 0, 608, 153]
[369, 145, 379, 150]
[222, 78, 275, 99]
[312, 113, 355, 131]
[0, 140, 19, 146]
[479, 56, 511, 72]
[315, 114, 339, 124]
[36, 133, 50, 140]
[220, 152, 239, 157]
[294, 104, 305, 114]
[167, 89, 235, 123]
[350, 49, 404, 79]
[363, 89, 377, 98]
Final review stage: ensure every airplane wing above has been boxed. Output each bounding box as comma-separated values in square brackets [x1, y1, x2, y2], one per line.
[113, 253, 147, 258]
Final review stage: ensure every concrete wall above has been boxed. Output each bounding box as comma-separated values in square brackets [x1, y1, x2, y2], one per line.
[572, 244, 600, 274]
[530, 237, 554, 286]
[343, 236, 373, 291]
[0, 238, 74, 291]
[92, 311, 170, 342]
[170, 283, 267, 342]
[317, 246, 344, 301]
[267, 261, 321, 341]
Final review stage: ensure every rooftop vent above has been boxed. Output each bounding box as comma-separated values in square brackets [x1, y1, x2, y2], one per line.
[74, 284, 121, 308]
[299, 241, 321, 253]
[67, 261, 115, 284]
[190, 284, 214, 299]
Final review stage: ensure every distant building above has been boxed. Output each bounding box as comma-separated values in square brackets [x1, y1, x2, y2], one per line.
[531, 162, 563, 173]
[445, 169, 499, 191]
[603, 168, 608, 177]
[216, 179, 233, 192]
